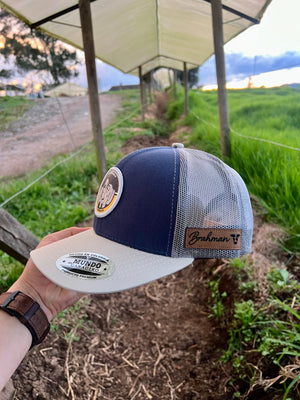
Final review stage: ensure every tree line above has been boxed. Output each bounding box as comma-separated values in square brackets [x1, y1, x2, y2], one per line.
[0, 9, 79, 87]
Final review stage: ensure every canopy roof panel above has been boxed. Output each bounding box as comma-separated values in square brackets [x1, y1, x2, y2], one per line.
[0, 0, 272, 75]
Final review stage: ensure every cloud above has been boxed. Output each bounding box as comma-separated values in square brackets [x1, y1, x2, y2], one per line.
[77, 50, 300, 90]
[199, 51, 300, 85]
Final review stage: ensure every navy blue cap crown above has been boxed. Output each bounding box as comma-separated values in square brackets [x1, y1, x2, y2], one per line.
[94, 147, 180, 256]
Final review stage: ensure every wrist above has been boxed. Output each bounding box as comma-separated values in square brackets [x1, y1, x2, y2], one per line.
[0, 307, 32, 391]
[9, 282, 53, 321]
[0, 291, 50, 349]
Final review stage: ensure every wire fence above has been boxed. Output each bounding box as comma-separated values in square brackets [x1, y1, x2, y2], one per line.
[0, 105, 140, 209]
[1, 82, 300, 209]
[190, 111, 300, 152]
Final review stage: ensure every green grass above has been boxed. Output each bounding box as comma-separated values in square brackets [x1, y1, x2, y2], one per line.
[0, 96, 32, 130]
[167, 87, 300, 254]
[0, 253, 24, 290]
[0, 143, 99, 291]
[0, 152, 97, 236]
[167, 87, 300, 396]
[0, 90, 141, 290]
[208, 259, 300, 398]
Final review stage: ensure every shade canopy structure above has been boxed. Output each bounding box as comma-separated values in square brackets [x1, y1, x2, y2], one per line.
[0, 0, 272, 75]
[0, 0, 273, 173]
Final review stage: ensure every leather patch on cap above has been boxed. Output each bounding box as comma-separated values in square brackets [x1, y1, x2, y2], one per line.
[185, 228, 242, 250]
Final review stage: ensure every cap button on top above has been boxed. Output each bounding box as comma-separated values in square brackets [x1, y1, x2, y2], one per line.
[172, 143, 184, 148]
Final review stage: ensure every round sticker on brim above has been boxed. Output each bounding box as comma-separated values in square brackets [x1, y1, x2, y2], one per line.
[95, 167, 123, 218]
[56, 252, 115, 280]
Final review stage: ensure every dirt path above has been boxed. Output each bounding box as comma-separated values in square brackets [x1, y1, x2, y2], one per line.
[0, 94, 122, 179]
[9, 210, 288, 400]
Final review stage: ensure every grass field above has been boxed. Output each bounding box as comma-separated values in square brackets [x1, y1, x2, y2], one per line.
[167, 86, 300, 255]
[0, 96, 32, 130]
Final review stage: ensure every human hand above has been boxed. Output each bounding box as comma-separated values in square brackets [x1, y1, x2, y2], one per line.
[9, 227, 91, 321]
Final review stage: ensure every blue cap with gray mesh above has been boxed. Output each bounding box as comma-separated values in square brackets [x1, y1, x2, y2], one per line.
[31, 144, 253, 293]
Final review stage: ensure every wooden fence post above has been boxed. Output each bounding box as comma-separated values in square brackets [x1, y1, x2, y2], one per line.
[79, 0, 107, 180]
[139, 66, 145, 121]
[211, 0, 231, 159]
[0, 209, 39, 265]
[173, 69, 177, 100]
[183, 62, 188, 116]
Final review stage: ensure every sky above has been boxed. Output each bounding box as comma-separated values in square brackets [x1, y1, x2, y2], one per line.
[74, 0, 300, 91]
[1, 0, 299, 92]
[200, 0, 300, 89]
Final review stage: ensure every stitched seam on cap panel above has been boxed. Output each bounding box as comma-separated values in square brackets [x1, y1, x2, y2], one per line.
[166, 148, 177, 255]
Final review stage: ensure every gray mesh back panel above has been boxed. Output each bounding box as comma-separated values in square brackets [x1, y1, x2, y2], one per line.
[171, 148, 253, 258]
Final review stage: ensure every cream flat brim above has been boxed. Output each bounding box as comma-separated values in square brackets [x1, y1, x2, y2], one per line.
[30, 229, 193, 293]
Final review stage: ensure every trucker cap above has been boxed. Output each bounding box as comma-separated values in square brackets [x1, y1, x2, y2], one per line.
[31, 144, 253, 293]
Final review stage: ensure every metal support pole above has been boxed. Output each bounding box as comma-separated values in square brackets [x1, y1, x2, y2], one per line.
[150, 70, 154, 102]
[79, 0, 107, 179]
[211, 0, 231, 159]
[139, 66, 145, 121]
[173, 69, 177, 100]
[183, 62, 188, 116]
